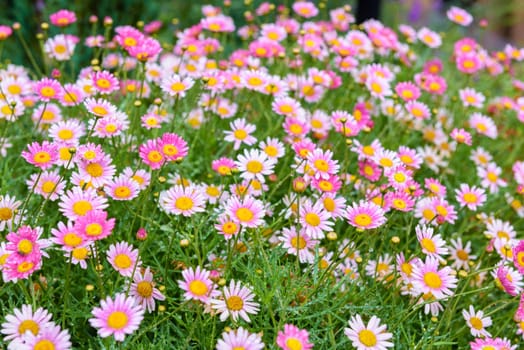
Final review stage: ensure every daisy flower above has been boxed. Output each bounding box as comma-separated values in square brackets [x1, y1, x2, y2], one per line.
[92, 70, 119, 94]
[225, 195, 265, 228]
[279, 226, 318, 263]
[417, 27, 441, 48]
[469, 113, 497, 138]
[216, 327, 264, 350]
[298, 199, 333, 239]
[495, 264, 523, 297]
[139, 139, 165, 170]
[395, 81, 420, 102]
[122, 167, 151, 191]
[89, 293, 144, 342]
[44, 34, 77, 61]
[459, 88, 485, 108]
[161, 74, 195, 98]
[416, 224, 449, 260]
[412, 257, 458, 299]
[344, 314, 393, 350]
[477, 162, 507, 194]
[513, 240, 524, 274]
[306, 148, 339, 180]
[10, 322, 71, 349]
[107, 241, 140, 277]
[462, 305, 492, 337]
[455, 184, 486, 211]
[106, 175, 140, 201]
[235, 149, 276, 183]
[447, 6, 473, 26]
[210, 280, 260, 323]
[74, 209, 115, 242]
[78, 154, 116, 188]
[178, 266, 218, 303]
[0, 194, 21, 231]
[158, 185, 206, 217]
[308, 174, 341, 194]
[224, 118, 257, 150]
[58, 187, 108, 221]
[276, 324, 313, 350]
[34, 78, 62, 102]
[449, 238, 476, 270]
[21, 141, 59, 170]
[158, 132, 189, 161]
[365, 76, 391, 99]
[450, 128, 472, 145]
[84, 97, 117, 118]
[48, 119, 85, 144]
[346, 201, 387, 230]
[129, 267, 165, 313]
[292, 1, 318, 18]
[1, 304, 53, 342]
[51, 221, 84, 252]
[259, 137, 285, 159]
[365, 254, 394, 282]
[49, 9, 76, 26]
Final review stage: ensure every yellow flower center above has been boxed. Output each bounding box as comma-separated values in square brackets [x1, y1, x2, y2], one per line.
[421, 238, 436, 253]
[137, 281, 153, 297]
[189, 280, 208, 296]
[354, 213, 372, 227]
[222, 221, 238, 235]
[170, 82, 186, 92]
[33, 151, 51, 164]
[370, 82, 382, 94]
[379, 158, 393, 168]
[291, 236, 307, 249]
[85, 223, 103, 237]
[314, 159, 329, 172]
[0, 207, 13, 220]
[114, 186, 131, 199]
[63, 233, 82, 247]
[72, 247, 88, 260]
[18, 319, 39, 336]
[8, 84, 21, 95]
[358, 329, 377, 346]
[40, 87, 56, 98]
[318, 180, 333, 192]
[279, 104, 293, 114]
[34, 339, 55, 350]
[17, 261, 35, 272]
[286, 338, 303, 350]
[394, 172, 406, 183]
[175, 197, 194, 211]
[462, 193, 477, 203]
[305, 212, 320, 227]
[86, 163, 103, 177]
[323, 197, 335, 212]
[96, 78, 111, 89]
[246, 160, 263, 174]
[236, 208, 254, 222]
[234, 129, 248, 140]
[107, 311, 128, 330]
[423, 271, 442, 289]
[73, 200, 92, 216]
[17, 239, 33, 255]
[92, 106, 108, 116]
[226, 295, 244, 311]
[469, 316, 483, 330]
[124, 37, 137, 47]
[147, 151, 163, 163]
[422, 209, 436, 221]
[114, 254, 132, 269]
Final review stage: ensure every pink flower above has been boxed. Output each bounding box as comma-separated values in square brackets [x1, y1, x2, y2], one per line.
[276, 324, 313, 350]
[34, 78, 62, 102]
[74, 209, 115, 241]
[395, 81, 421, 102]
[158, 133, 188, 161]
[21, 141, 59, 170]
[0, 25, 13, 40]
[225, 195, 265, 228]
[447, 6, 473, 26]
[128, 37, 162, 62]
[49, 9, 77, 27]
[139, 139, 165, 170]
[346, 201, 387, 230]
[450, 128, 472, 145]
[178, 266, 218, 303]
[292, 1, 319, 18]
[513, 240, 524, 274]
[89, 293, 144, 342]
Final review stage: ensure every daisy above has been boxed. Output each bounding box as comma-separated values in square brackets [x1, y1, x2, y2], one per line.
[158, 132, 189, 161]
[49, 9, 76, 26]
[69, 244, 91, 269]
[449, 238, 476, 270]
[470, 147, 492, 167]
[178, 266, 218, 303]
[0, 194, 21, 231]
[485, 219, 516, 242]
[456, 53, 484, 74]
[292, 1, 319, 18]
[210, 280, 260, 323]
[365, 254, 394, 282]
[215, 214, 241, 240]
[9, 321, 71, 350]
[122, 167, 151, 191]
[235, 149, 276, 183]
[91, 112, 129, 138]
[365, 76, 391, 99]
[459, 88, 485, 108]
[106, 175, 140, 201]
[447, 6, 473, 26]
[74, 209, 115, 242]
[33, 78, 62, 102]
[344, 314, 393, 350]
[417, 27, 441, 48]
[372, 149, 400, 170]
[276, 324, 313, 350]
[412, 257, 458, 299]
[450, 128, 472, 145]
[477, 162, 507, 194]
[92, 70, 119, 94]
[139, 139, 165, 170]
[385, 191, 414, 212]
[84, 97, 117, 118]
[346, 201, 387, 230]
[259, 137, 285, 159]
[129, 267, 165, 313]
[469, 113, 497, 138]
[495, 264, 523, 297]
[216, 327, 264, 350]
[158, 185, 206, 217]
[89, 293, 144, 342]
[395, 81, 420, 102]
[51, 221, 84, 252]
[279, 226, 318, 264]
[455, 184, 486, 211]
[1, 304, 53, 342]
[513, 240, 524, 274]
[26, 170, 65, 201]
[306, 148, 339, 180]
[298, 199, 333, 239]
[406, 100, 431, 120]
[44, 34, 77, 61]
[416, 224, 449, 260]
[224, 118, 257, 150]
[21, 141, 59, 170]
[107, 241, 140, 277]
[58, 187, 108, 221]
[161, 74, 195, 98]
[33, 103, 62, 125]
[48, 120, 85, 144]
[225, 195, 265, 229]
[78, 154, 116, 188]
[462, 305, 492, 337]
